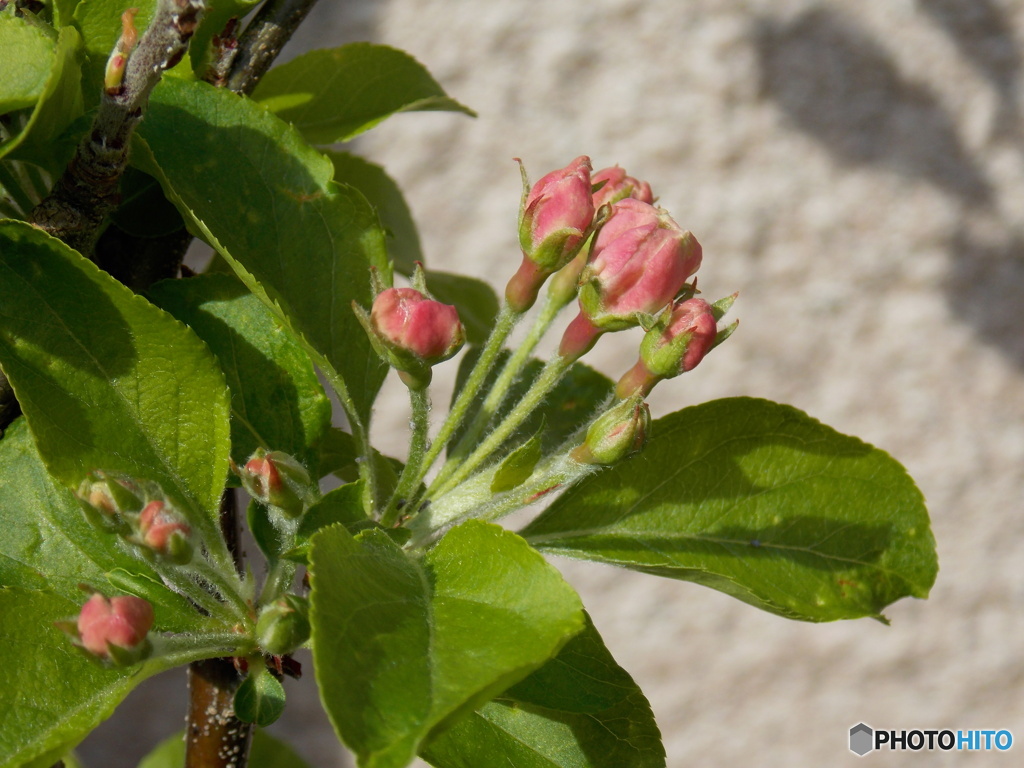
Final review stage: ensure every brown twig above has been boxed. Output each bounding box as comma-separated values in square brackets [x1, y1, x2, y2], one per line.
[29, 0, 205, 256]
[222, 0, 320, 95]
[185, 490, 251, 768]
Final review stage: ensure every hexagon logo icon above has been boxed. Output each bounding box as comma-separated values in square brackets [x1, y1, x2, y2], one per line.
[850, 723, 874, 756]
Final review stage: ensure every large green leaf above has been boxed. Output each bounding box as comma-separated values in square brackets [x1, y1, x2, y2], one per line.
[0, 588, 164, 768]
[0, 23, 82, 170]
[0, 220, 232, 564]
[309, 521, 585, 768]
[134, 77, 388, 425]
[0, 11, 56, 114]
[421, 613, 665, 768]
[522, 397, 937, 622]
[253, 43, 474, 145]
[149, 274, 331, 471]
[0, 418, 205, 632]
[327, 151, 420, 277]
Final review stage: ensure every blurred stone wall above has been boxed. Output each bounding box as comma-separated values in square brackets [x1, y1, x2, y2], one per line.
[80, 1, 1024, 766]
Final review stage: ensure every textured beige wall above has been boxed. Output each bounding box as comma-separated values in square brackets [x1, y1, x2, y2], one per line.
[80, 1, 1024, 766]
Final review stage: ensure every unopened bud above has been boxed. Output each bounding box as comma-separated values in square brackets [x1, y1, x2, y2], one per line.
[138, 500, 192, 563]
[103, 8, 139, 96]
[508, 156, 595, 312]
[76, 470, 142, 516]
[236, 449, 312, 518]
[75, 593, 153, 663]
[356, 286, 465, 389]
[576, 199, 701, 333]
[591, 166, 654, 208]
[256, 594, 310, 656]
[571, 395, 651, 465]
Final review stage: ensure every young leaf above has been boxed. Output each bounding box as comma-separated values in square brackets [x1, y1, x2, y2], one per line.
[149, 274, 332, 472]
[234, 663, 287, 727]
[522, 397, 937, 622]
[424, 272, 500, 347]
[309, 521, 585, 768]
[0, 221, 232, 565]
[253, 43, 474, 144]
[283, 481, 371, 563]
[134, 77, 389, 425]
[490, 429, 543, 493]
[327, 151, 421, 277]
[0, 419, 204, 631]
[0, 588, 166, 768]
[421, 613, 665, 768]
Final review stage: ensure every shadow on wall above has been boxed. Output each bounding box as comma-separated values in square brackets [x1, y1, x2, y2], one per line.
[753, 5, 1024, 370]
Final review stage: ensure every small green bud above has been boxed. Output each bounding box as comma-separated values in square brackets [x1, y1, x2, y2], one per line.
[256, 594, 310, 656]
[235, 449, 313, 518]
[571, 394, 651, 465]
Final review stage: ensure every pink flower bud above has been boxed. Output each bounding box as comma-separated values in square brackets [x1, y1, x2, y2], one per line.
[508, 156, 595, 312]
[616, 298, 719, 397]
[77, 594, 154, 659]
[591, 166, 654, 208]
[577, 199, 701, 331]
[138, 500, 192, 560]
[238, 450, 312, 518]
[371, 288, 464, 363]
[571, 395, 651, 465]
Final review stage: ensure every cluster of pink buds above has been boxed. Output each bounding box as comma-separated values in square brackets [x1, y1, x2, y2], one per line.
[76, 471, 192, 563]
[70, 593, 154, 664]
[354, 263, 465, 390]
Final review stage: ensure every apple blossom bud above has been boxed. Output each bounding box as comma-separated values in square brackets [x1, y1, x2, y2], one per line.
[256, 594, 311, 656]
[616, 297, 735, 398]
[76, 593, 154, 662]
[236, 449, 313, 518]
[591, 166, 654, 208]
[507, 156, 595, 312]
[577, 199, 701, 332]
[138, 500, 192, 563]
[571, 395, 651, 465]
[76, 471, 142, 517]
[356, 287, 464, 389]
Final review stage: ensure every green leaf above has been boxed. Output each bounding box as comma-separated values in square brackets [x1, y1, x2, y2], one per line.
[149, 274, 332, 472]
[317, 427, 359, 479]
[253, 43, 474, 144]
[187, 0, 261, 76]
[421, 614, 665, 768]
[112, 169, 185, 239]
[0, 220, 232, 565]
[284, 481, 370, 563]
[0, 11, 56, 114]
[134, 77, 389, 425]
[309, 520, 585, 768]
[136, 729, 311, 768]
[327, 151, 420, 277]
[234, 664, 287, 727]
[490, 428, 543, 493]
[425, 272, 500, 347]
[451, 351, 613, 456]
[0, 588, 164, 768]
[73, 0, 157, 101]
[52, 0, 84, 27]
[0, 24, 83, 170]
[522, 397, 937, 622]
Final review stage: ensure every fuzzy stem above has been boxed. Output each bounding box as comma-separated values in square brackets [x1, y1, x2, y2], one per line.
[381, 385, 430, 527]
[407, 304, 523, 507]
[449, 286, 566, 460]
[29, 0, 205, 257]
[429, 353, 573, 498]
[185, 658, 252, 768]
